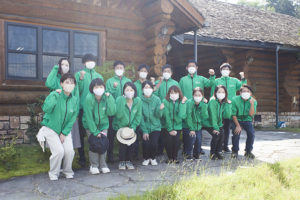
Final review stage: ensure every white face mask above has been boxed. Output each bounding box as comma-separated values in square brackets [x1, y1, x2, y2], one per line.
[86, 61, 96, 70]
[63, 84, 75, 93]
[216, 92, 226, 100]
[241, 92, 251, 100]
[163, 72, 171, 80]
[115, 69, 124, 77]
[139, 72, 148, 79]
[188, 67, 197, 74]
[93, 88, 105, 96]
[61, 64, 69, 74]
[193, 96, 203, 103]
[143, 88, 153, 97]
[170, 93, 179, 101]
[125, 91, 134, 99]
[221, 70, 230, 77]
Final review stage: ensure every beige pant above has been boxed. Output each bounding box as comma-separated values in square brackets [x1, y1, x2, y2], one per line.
[87, 130, 108, 169]
[41, 126, 75, 179]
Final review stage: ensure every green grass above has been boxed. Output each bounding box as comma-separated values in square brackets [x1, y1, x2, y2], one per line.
[256, 127, 300, 133]
[110, 157, 300, 200]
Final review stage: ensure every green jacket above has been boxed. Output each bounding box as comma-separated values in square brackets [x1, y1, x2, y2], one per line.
[134, 79, 147, 98]
[140, 95, 162, 134]
[186, 99, 209, 131]
[163, 99, 187, 132]
[75, 68, 104, 109]
[211, 77, 247, 100]
[202, 98, 232, 131]
[41, 91, 79, 136]
[82, 93, 116, 136]
[179, 74, 215, 99]
[112, 96, 142, 131]
[45, 65, 62, 92]
[232, 96, 257, 122]
[154, 78, 179, 100]
[106, 76, 132, 99]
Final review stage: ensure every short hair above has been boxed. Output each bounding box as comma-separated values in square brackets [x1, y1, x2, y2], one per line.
[138, 64, 150, 72]
[58, 58, 70, 75]
[187, 59, 197, 66]
[240, 84, 254, 94]
[82, 54, 97, 64]
[214, 85, 228, 103]
[142, 80, 154, 89]
[161, 64, 173, 72]
[192, 87, 204, 96]
[123, 82, 137, 98]
[89, 78, 105, 94]
[113, 60, 125, 68]
[165, 85, 183, 101]
[220, 63, 232, 71]
[60, 73, 76, 84]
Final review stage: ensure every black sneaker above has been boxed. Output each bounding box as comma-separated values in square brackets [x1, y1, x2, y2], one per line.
[231, 152, 238, 159]
[210, 153, 218, 160]
[216, 153, 224, 160]
[223, 148, 231, 154]
[244, 152, 255, 159]
[199, 149, 205, 155]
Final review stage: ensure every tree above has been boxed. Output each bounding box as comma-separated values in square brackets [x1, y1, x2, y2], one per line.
[266, 0, 298, 17]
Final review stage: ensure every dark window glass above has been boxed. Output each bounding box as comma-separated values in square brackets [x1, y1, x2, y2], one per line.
[43, 55, 65, 78]
[8, 25, 37, 52]
[74, 32, 98, 56]
[8, 53, 36, 78]
[43, 29, 69, 54]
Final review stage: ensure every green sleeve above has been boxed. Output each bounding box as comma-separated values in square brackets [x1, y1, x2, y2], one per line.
[83, 96, 98, 136]
[206, 75, 216, 88]
[163, 100, 172, 132]
[208, 100, 219, 131]
[140, 109, 148, 134]
[42, 92, 59, 113]
[231, 99, 238, 116]
[154, 98, 163, 118]
[106, 95, 116, 116]
[62, 98, 79, 136]
[236, 78, 247, 91]
[179, 78, 184, 92]
[179, 102, 187, 120]
[210, 78, 217, 98]
[186, 102, 195, 131]
[114, 97, 124, 120]
[106, 79, 116, 98]
[201, 102, 209, 120]
[45, 65, 60, 91]
[223, 103, 232, 119]
[253, 99, 257, 116]
[75, 72, 84, 95]
[130, 100, 142, 131]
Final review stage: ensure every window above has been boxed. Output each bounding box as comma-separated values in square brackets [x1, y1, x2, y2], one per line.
[5, 22, 100, 80]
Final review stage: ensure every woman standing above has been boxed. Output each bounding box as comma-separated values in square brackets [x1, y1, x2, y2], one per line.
[83, 78, 116, 174]
[203, 85, 232, 160]
[140, 81, 164, 166]
[163, 85, 187, 163]
[112, 82, 142, 170]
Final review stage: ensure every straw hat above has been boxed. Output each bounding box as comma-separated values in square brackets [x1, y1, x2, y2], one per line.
[116, 127, 137, 146]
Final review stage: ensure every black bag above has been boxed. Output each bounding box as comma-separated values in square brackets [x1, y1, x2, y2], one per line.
[88, 134, 109, 154]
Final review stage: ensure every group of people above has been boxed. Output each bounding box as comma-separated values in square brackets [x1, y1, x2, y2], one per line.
[36, 54, 257, 181]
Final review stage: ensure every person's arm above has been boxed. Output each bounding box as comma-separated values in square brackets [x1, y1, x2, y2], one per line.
[106, 79, 116, 98]
[223, 102, 232, 119]
[155, 98, 163, 118]
[139, 110, 148, 135]
[42, 92, 59, 113]
[106, 94, 116, 117]
[208, 100, 219, 132]
[249, 97, 257, 117]
[130, 99, 142, 131]
[186, 102, 195, 131]
[179, 100, 187, 120]
[231, 99, 242, 134]
[114, 97, 124, 119]
[62, 98, 79, 136]
[201, 102, 209, 120]
[83, 97, 98, 136]
[45, 65, 60, 91]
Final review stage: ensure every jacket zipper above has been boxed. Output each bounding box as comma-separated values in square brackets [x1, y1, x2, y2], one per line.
[97, 102, 101, 130]
[192, 76, 194, 90]
[61, 96, 70, 133]
[90, 70, 93, 80]
[166, 80, 168, 97]
[148, 102, 151, 132]
[172, 101, 175, 130]
[242, 101, 246, 121]
[120, 77, 123, 95]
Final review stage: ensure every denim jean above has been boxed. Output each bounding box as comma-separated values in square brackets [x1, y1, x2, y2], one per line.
[231, 121, 255, 153]
[182, 128, 202, 157]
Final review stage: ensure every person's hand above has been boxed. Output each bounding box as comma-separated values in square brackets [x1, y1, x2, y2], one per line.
[239, 72, 245, 79]
[113, 82, 118, 88]
[60, 134, 66, 143]
[203, 98, 208, 103]
[160, 103, 165, 110]
[143, 134, 149, 141]
[105, 92, 110, 97]
[56, 89, 62, 94]
[150, 77, 155, 85]
[159, 76, 163, 82]
[80, 71, 86, 80]
[234, 126, 242, 135]
[169, 130, 177, 136]
[182, 96, 187, 104]
[212, 130, 220, 135]
[101, 132, 107, 137]
[249, 97, 255, 104]
[227, 100, 232, 104]
[189, 131, 196, 137]
[97, 133, 102, 138]
[209, 69, 215, 76]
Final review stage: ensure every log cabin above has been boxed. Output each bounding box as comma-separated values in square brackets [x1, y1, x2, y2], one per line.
[0, 0, 299, 144]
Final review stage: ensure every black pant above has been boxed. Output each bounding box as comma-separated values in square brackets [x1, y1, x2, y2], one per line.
[157, 128, 167, 155]
[142, 131, 160, 160]
[119, 142, 134, 161]
[204, 127, 224, 154]
[164, 130, 181, 160]
[222, 119, 231, 150]
[78, 109, 86, 162]
[107, 117, 116, 162]
[133, 127, 142, 159]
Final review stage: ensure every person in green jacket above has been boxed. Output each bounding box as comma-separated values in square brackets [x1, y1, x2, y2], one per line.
[231, 85, 257, 159]
[112, 82, 142, 170]
[180, 59, 215, 156]
[211, 63, 247, 153]
[154, 64, 179, 156]
[184, 87, 209, 160]
[163, 85, 187, 163]
[83, 78, 116, 175]
[37, 73, 78, 180]
[203, 85, 232, 160]
[106, 61, 132, 163]
[140, 80, 164, 166]
[134, 64, 150, 98]
[75, 54, 104, 167]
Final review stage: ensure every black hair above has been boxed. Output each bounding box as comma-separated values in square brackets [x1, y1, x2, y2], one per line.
[187, 59, 197, 66]
[123, 82, 137, 98]
[113, 60, 125, 68]
[220, 63, 232, 71]
[161, 64, 173, 72]
[142, 80, 154, 89]
[60, 73, 76, 84]
[240, 84, 254, 94]
[138, 64, 150, 72]
[58, 58, 70, 75]
[89, 78, 105, 94]
[82, 54, 97, 64]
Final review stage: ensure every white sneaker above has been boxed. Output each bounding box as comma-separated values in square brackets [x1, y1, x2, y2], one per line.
[65, 174, 74, 179]
[150, 159, 158, 166]
[89, 166, 100, 175]
[101, 167, 110, 174]
[142, 159, 150, 166]
[49, 175, 58, 181]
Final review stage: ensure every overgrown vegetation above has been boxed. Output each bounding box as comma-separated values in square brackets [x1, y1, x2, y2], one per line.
[0, 137, 18, 171]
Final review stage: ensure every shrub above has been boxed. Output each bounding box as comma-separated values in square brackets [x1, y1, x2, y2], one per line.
[0, 138, 18, 171]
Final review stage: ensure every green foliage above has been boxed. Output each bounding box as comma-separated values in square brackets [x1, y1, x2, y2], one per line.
[266, 0, 298, 17]
[0, 138, 18, 171]
[26, 95, 46, 144]
[237, 0, 267, 9]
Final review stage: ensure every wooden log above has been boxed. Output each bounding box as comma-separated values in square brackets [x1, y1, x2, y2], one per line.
[0, 104, 31, 115]
[147, 55, 167, 66]
[106, 49, 147, 64]
[145, 45, 167, 56]
[107, 39, 146, 52]
[142, 0, 174, 19]
[0, 91, 48, 104]
[146, 35, 170, 47]
[145, 13, 172, 27]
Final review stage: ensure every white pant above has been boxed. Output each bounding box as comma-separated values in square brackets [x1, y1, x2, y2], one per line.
[40, 126, 75, 179]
